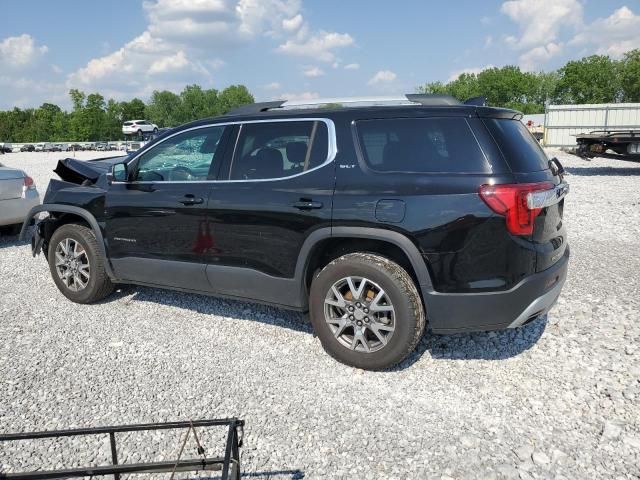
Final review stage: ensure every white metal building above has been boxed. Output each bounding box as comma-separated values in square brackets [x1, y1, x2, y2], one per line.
[543, 103, 640, 147]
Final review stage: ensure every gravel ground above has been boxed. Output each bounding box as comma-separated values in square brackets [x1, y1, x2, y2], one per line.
[0, 150, 639, 479]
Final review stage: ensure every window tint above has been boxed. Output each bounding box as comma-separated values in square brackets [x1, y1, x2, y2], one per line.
[484, 119, 548, 172]
[356, 117, 490, 173]
[229, 121, 329, 180]
[134, 126, 224, 182]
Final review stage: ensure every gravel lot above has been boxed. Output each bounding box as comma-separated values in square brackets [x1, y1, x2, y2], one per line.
[1, 150, 639, 479]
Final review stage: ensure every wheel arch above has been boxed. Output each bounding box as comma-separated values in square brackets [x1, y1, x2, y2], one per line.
[20, 204, 114, 278]
[296, 227, 434, 300]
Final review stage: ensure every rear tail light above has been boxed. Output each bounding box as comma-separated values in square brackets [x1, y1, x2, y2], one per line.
[479, 182, 553, 235]
[23, 175, 36, 190]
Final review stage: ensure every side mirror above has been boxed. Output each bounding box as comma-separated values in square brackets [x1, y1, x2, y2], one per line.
[111, 162, 128, 182]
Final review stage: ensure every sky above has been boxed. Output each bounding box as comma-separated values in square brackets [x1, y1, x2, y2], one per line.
[1, 0, 639, 109]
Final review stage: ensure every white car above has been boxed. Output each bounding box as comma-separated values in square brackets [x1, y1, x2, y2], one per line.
[0, 162, 40, 234]
[122, 120, 158, 136]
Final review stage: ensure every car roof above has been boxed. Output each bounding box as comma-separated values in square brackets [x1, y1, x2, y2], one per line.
[173, 104, 521, 133]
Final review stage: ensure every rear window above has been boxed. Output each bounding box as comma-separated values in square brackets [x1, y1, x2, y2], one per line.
[484, 119, 548, 172]
[355, 117, 490, 173]
[229, 120, 329, 180]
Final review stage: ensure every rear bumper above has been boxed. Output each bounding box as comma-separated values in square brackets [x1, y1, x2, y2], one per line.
[424, 246, 569, 334]
[0, 190, 40, 226]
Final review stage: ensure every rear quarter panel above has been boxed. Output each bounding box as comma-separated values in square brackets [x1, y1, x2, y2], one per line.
[331, 114, 538, 293]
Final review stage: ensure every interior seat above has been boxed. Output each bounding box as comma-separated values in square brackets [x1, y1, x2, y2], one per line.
[285, 141, 308, 174]
[253, 147, 284, 179]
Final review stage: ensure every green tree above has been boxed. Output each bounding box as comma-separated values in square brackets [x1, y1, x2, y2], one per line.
[419, 81, 449, 95]
[620, 49, 640, 102]
[555, 55, 621, 104]
[69, 89, 86, 112]
[105, 99, 123, 140]
[217, 85, 254, 114]
[145, 90, 182, 127]
[84, 93, 107, 141]
[120, 98, 146, 121]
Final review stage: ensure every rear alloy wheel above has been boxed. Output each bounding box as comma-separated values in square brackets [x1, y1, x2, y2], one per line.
[324, 276, 396, 353]
[48, 224, 114, 303]
[310, 253, 425, 370]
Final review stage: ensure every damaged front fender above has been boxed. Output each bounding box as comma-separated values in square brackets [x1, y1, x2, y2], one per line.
[20, 204, 115, 279]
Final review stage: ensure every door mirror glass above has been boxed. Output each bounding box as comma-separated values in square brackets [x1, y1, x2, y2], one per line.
[112, 162, 127, 182]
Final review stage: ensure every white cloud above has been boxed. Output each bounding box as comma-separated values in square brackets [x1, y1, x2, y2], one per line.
[64, 0, 353, 100]
[149, 50, 190, 74]
[303, 66, 325, 77]
[519, 43, 562, 71]
[368, 70, 397, 85]
[263, 81, 281, 89]
[570, 6, 640, 57]
[500, 1, 640, 70]
[282, 13, 303, 32]
[66, 0, 303, 97]
[499, 0, 584, 70]
[484, 36, 493, 48]
[66, 30, 213, 100]
[0, 75, 66, 109]
[144, 0, 301, 46]
[500, 0, 583, 49]
[0, 34, 48, 69]
[278, 31, 354, 62]
[275, 91, 320, 101]
[447, 65, 495, 82]
[344, 63, 360, 70]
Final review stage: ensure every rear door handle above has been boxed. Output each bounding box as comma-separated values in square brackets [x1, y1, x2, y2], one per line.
[180, 194, 204, 206]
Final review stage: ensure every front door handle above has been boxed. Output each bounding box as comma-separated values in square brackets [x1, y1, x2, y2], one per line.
[180, 194, 204, 206]
[292, 200, 323, 210]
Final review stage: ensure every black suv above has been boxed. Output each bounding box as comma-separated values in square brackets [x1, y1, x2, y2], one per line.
[22, 94, 569, 370]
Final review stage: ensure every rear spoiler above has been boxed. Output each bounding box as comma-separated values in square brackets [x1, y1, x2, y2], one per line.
[464, 96, 487, 106]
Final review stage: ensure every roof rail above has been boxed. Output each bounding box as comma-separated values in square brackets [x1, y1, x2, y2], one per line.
[226, 93, 465, 116]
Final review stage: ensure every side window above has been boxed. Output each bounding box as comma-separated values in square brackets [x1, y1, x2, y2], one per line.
[134, 126, 225, 182]
[356, 118, 491, 173]
[229, 121, 329, 180]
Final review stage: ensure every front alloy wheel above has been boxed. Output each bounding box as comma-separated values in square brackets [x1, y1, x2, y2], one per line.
[48, 223, 114, 303]
[54, 238, 90, 291]
[324, 276, 395, 353]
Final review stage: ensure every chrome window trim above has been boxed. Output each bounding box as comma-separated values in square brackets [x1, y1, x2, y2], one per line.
[115, 117, 337, 184]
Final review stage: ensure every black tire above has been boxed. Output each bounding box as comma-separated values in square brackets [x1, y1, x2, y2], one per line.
[309, 253, 426, 370]
[48, 223, 115, 304]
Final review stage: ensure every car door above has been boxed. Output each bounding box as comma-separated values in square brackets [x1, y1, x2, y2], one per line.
[204, 118, 337, 308]
[104, 124, 231, 291]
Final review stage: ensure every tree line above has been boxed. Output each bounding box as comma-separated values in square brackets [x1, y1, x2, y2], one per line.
[0, 84, 254, 143]
[420, 49, 640, 113]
